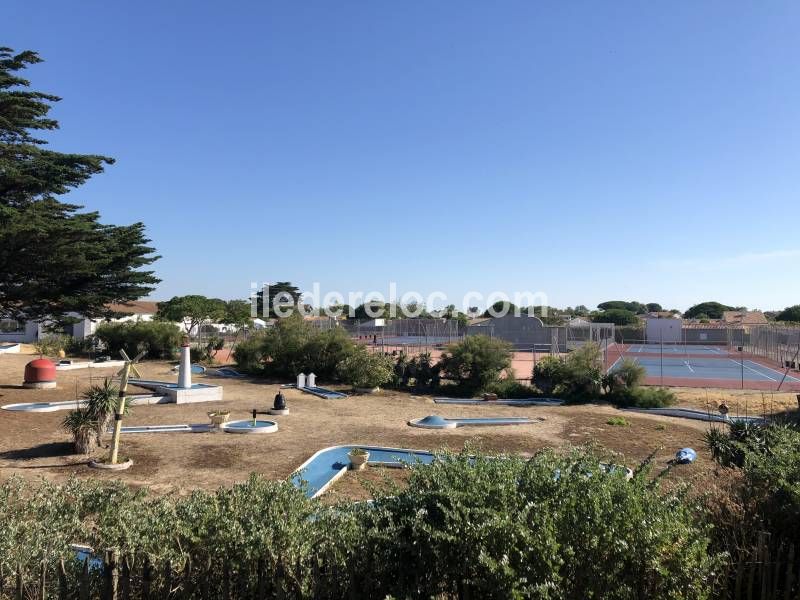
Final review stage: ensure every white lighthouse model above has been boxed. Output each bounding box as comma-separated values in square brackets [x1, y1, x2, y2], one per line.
[177, 336, 192, 389]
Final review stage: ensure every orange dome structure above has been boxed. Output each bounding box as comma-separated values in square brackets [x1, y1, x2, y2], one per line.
[23, 358, 57, 389]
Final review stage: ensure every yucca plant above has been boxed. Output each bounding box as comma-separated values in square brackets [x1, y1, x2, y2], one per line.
[82, 379, 121, 446]
[62, 409, 97, 454]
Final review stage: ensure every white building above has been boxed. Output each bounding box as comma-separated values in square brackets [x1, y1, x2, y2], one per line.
[644, 314, 683, 343]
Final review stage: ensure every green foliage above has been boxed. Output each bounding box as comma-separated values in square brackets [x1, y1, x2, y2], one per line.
[62, 409, 96, 454]
[232, 334, 265, 372]
[336, 347, 394, 389]
[221, 299, 252, 328]
[606, 416, 630, 427]
[482, 300, 517, 317]
[357, 447, 717, 599]
[93, 321, 182, 359]
[610, 386, 676, 408]
[603, 358, 646, 393]
[233, 315, 359, 379]
[646, 302, 663, 312]
[532, 356, 567, 395]
[0, 448, 719, 599]
[156, 295, 226, 333]
[33, 333, 70, 357]
[776, 304, 800, 322]
[439, 335, 512, 391]
[482, 378, 538, 399]
[683, 301, 735, 320]
[559, 343, 604, 400]
[253, 281, 302, 318]
[0, 47, 159, 324]
[597, 300, 648, 314]
[81, 378, 122, 446]
[593, 308, 639, 325]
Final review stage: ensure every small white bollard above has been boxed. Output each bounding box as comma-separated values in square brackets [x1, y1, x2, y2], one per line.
[307, 372, 316, 388]
[296, 373, 306, 389]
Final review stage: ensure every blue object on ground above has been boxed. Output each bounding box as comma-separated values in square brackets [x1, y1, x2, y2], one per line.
[291, 445, 435, 498]
[675, 448, 697, 464]
[622, 407, 764, 424]
[301, 386, 348, 399]
[409, 415, 535, 429]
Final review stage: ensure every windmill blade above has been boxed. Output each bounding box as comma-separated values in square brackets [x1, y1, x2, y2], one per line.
[120, 349, 132, 363]
[129, 364, 142, 379]
[133, 351, 147, 363]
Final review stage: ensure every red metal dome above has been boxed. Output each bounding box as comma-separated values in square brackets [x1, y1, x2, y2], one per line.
[24, 358, 56, 384]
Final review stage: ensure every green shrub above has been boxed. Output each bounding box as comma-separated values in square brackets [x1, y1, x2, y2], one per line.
[232, 334, 266, 373]
[603, 358, 646, 393]
[357, 447, 718, 599]
[82, 379, 123, 446]
[532, 356, 567, 394]
[606, 416, 630, 427]
[33, 334, 70, 357]
[483, 378, 538, 399]
[336, 347, 394, 389]
[93, 321, 182, 359]
[438, 335, 512, 391]
[611, 386, 676, 408]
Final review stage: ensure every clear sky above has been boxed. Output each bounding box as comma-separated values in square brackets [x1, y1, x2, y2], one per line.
[6, 1, 800, 311]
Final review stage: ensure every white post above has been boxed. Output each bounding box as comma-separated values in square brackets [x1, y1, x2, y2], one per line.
[307, 372, 316, 388]
[296, 373, 306, 389]
[178, 338, 192, 389]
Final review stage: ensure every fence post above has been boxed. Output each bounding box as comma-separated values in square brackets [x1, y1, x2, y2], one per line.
[15, 563, 23, 600]
[79, 558, 90, 600]
[58, 559, 68, 600]
[39, 559, 46, 600]
[162, 560, 172, 598]
[120, 555, 131, 600]
[141, 556, 152, 600]
[783, 543, 794, 600]
[103, 549, 119, 600]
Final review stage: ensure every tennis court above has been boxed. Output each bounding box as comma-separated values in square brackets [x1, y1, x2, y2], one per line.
[610, 355, 800, 386]
[625, 343, 734, 356]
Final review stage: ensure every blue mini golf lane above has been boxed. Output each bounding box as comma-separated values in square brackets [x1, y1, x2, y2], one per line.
[291, 445, 435, 498]
[409, 415, 535, 429]
[611, 356, 800, 383]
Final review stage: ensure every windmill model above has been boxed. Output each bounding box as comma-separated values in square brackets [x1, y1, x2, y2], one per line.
[107, 349, 146, 466]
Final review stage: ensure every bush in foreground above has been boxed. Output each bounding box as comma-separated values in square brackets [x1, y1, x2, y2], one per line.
[93, 321, 182, 359]
[337, 347, 394, 389]
[438, 335, 512, 392]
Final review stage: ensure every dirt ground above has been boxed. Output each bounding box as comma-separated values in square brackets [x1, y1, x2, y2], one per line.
[0, 351, 794, 501]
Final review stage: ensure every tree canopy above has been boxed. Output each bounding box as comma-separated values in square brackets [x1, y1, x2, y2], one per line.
[156, 295, 226, 333]
[592, 308, 639, 326]
[683, 301, 734, 320]
[776, 305, 800, 322]
[597, 301, 648, 314]
[0, 47, 159, 323]
[253, 281, 302, 318]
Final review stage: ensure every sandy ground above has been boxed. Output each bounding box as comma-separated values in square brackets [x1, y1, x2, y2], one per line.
[0, 351, 793, 500]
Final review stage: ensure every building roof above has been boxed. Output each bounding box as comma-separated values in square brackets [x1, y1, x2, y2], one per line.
[721, 310, 768, 325]
[106, 301, 160, 315]
[645, 311, 681, 319]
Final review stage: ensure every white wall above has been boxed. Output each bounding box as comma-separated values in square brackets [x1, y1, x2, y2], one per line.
[645, 318, 683, 343]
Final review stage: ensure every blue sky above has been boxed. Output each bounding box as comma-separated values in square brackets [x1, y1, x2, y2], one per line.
[6, 1, 800, 311]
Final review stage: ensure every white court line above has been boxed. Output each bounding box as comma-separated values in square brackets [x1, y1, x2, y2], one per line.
[728, 359, 776, 382]
[683, 361, 694, 373]
[708, 347, 724, 354]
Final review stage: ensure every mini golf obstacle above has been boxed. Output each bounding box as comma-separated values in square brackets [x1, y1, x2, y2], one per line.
[2, 394, 166, 413]
[0, 343, 20, 353]
[295, 372, 348, 399]
[128, 340, 222, 404]
[221, 419, 278, 434]
[434, 397, 564, 407]
[408, 415, 539, 429]
[116, 420, 278, 434]
[56, 359, 126, 371]
[622, 407, 765, 424]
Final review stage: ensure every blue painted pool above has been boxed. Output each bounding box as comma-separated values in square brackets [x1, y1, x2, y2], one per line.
[291, 446, 435, 498]
[301, 386, 348, 399]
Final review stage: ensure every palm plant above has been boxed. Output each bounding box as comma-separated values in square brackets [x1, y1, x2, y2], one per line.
[82, 379, 121, 446]
[62, 409, 97, 454]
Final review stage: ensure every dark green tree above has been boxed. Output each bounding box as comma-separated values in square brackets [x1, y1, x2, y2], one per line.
[683, 301, 734, 320]
[776, 305, 800, 322]
[254, 281, 302, 318]
[0, 47, 159, 323]
[156, 295, 226, 333]
[592, 309, 638, 326]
